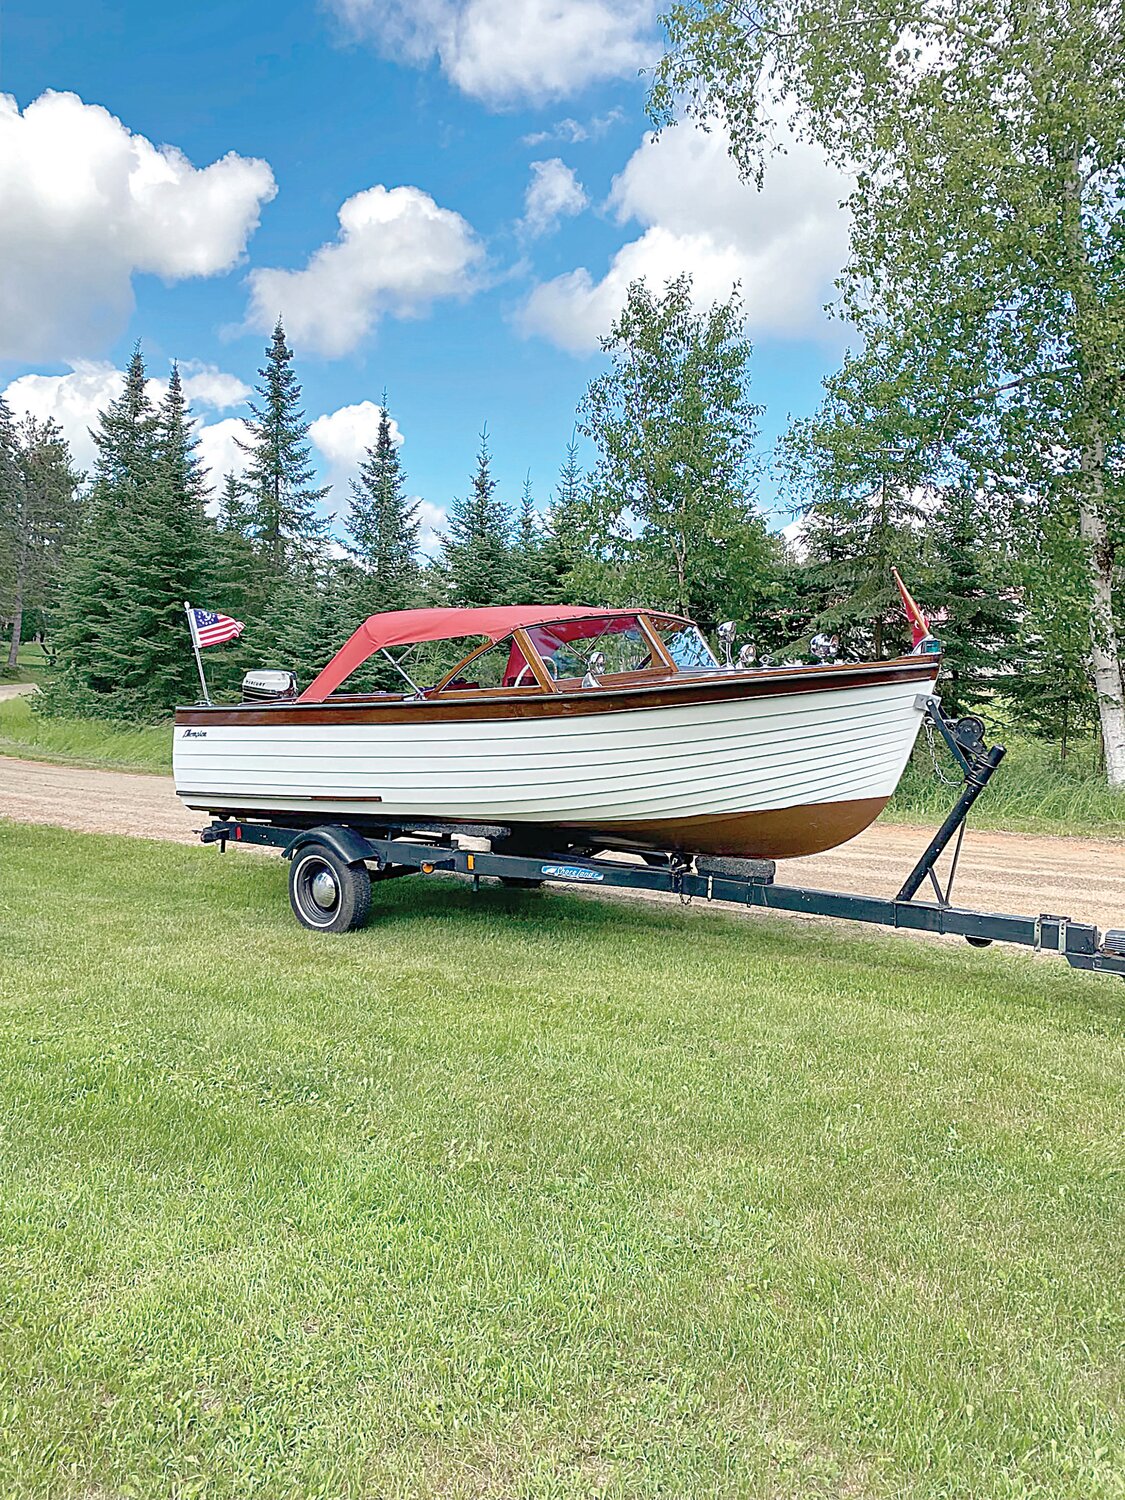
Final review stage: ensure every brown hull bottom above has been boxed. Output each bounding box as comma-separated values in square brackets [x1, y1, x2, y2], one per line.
[568, 796, 890, 859]
[185, 794, 889, 861]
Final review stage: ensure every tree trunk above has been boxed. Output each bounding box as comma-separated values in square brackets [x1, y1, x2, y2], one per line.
[1064, 154, 1125, 786]
[5, 599, 21, 671]
[5, 533, 28, 671]
[1077, 474, 1125, 784]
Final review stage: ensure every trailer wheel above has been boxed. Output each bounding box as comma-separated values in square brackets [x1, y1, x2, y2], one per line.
[289, 844, 372, 933]
[499, 876, 543, 890]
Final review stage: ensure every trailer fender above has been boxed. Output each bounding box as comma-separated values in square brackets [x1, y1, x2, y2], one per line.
[284, 825, 375, 868]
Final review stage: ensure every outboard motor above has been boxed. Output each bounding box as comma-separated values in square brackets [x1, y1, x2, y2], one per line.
[241, 669, 298, 703]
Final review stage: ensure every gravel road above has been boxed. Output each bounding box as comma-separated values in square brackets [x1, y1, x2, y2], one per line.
[2, 753, 1123, 934]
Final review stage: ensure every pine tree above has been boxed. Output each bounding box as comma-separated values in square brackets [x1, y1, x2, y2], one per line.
[117, 363, 215, 708]
[345, 393, 420, 614]
[782, 347, 931, 658]
[217, 470, 251, 533]
[539, 436, 601, 603]
[547, 438, 585, 562]
[2, 415, 81, 670]
[438, 428, 513, 606]
[258, 556, 353, 689]
[514, 473, 539, 556]
[237, 318, 329, 576]
[47, 350, 218, 719]
[48, 346, 160, 712]
[0, 396, 24, 667]
[923, 483, 1017, 714]
[799, 480, 928, 658]
[205, 472, 260, 701]
[506, 474, 555, 605]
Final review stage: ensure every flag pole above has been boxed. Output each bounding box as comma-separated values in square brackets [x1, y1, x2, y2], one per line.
[185, 601, 212, 704]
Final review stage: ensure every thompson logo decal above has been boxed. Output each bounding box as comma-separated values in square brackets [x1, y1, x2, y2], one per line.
[182, 728, 207, 738]
[540, 864, 604, 882]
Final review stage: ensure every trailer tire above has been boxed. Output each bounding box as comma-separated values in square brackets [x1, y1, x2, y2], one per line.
[289, 843, 372, 933]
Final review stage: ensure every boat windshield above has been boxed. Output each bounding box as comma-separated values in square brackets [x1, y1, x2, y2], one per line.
[424, 612, 714, 696]
[523, 615, 653, 680]
[650, 618, 719, 671]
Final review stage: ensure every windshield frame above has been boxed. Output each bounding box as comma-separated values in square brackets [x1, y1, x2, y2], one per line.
[429, 612, 705, 696]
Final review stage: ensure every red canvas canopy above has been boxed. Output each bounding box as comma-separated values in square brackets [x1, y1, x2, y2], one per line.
[299, 605, 614, 702]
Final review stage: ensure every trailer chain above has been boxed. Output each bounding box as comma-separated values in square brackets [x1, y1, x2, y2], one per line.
[924, 719, 959, 786]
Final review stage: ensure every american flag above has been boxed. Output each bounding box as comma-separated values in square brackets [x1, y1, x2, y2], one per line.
[188, 607, 244, 649]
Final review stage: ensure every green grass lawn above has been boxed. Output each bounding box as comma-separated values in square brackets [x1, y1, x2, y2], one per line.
[0, 694, 170, 773]
[1, 824, 1122, 1498]
[889, 733, 1125, 837]
[0, 639, 49, 684]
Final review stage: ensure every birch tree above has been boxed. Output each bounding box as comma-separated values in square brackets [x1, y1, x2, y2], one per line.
[578, 274, 771, 627]
[656, 0, 1125, 781]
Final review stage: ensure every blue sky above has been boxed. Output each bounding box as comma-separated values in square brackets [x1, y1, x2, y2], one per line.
[0, 0, 852, 543]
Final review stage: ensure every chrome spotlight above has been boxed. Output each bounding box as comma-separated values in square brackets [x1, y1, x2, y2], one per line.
[717, 620, 737, 667]
[581, 649, 605, 688]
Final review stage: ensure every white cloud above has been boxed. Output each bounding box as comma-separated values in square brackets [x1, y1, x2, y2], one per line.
[416, 499, 447, 555]
[179, 363, 251, 410]
[246, 184, 483, 358]
[329, 0, 657, 106]
[308, 400, 404, 498]
[0, 90, 275, 362]
[3, 362, 123, 473]
[309, 400, 402, 470]
[196, 417, 252, 491]
[520, 159, 588, 239]
[306, 402, 448, 555]
[522, 108, 624, 146]
[2, 361, 253, 476]
[519, 120, 851, 353]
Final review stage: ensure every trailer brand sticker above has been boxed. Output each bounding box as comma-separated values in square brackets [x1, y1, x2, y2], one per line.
[182, 728, 207, 738]
[540, 864, 604, 882]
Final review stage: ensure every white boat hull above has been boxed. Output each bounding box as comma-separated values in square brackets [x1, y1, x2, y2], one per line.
[174, 666, 936, 859]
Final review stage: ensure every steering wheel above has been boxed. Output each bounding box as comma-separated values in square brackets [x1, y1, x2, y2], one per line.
[513, 656, 558, 687]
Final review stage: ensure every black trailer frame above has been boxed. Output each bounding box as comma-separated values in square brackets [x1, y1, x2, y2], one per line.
[197, 698, 1125, 979]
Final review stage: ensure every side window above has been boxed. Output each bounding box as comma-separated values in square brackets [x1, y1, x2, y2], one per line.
[590, 626, 651, 674]
[437, 637, 541, 693]
[526, 620, 652, 679]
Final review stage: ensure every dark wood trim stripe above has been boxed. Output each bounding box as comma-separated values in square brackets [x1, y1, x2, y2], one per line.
[175, 657, 939, 729]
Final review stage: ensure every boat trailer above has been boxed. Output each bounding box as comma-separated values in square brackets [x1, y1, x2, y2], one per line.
[197, 698, 1125, 979]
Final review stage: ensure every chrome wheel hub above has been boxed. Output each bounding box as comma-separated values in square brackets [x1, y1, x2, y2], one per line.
[310, 869, 338, 909]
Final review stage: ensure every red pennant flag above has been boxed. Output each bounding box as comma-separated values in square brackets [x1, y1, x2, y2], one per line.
[892, 568, 931, 648]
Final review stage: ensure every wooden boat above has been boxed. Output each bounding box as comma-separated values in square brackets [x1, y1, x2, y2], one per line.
[173, 605, 940, 859]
